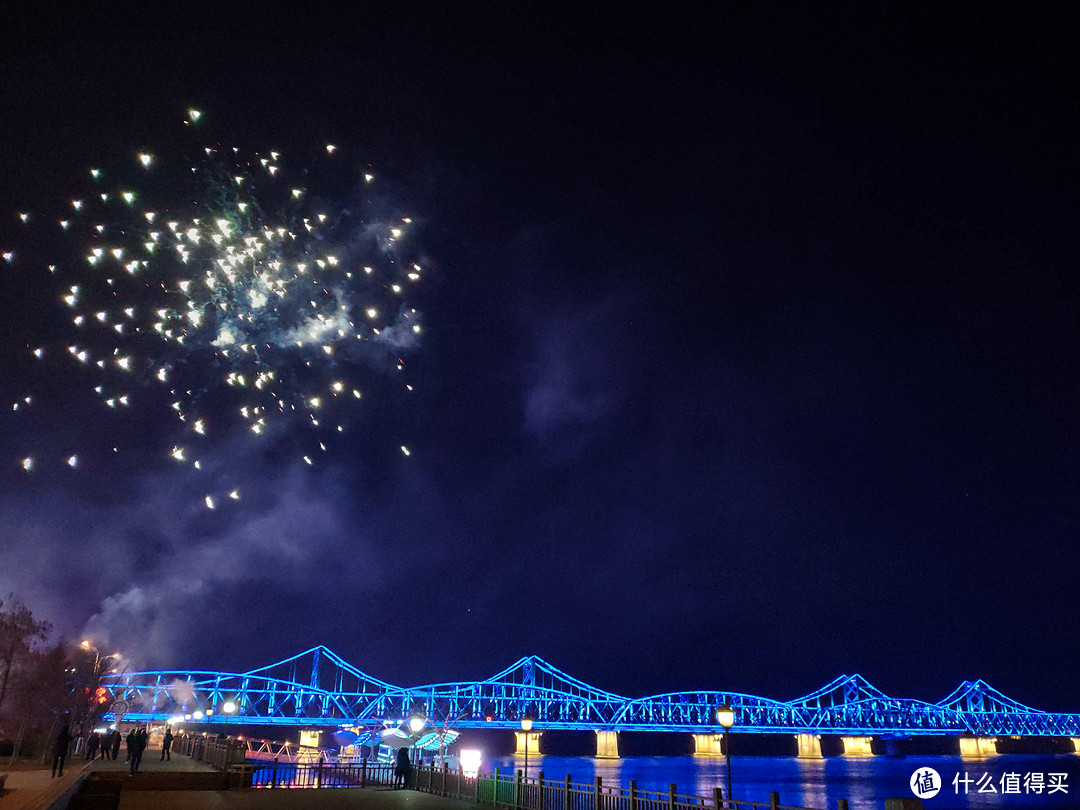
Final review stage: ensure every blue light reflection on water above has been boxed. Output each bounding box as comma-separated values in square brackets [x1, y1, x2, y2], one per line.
[485, 754, 1080, 810]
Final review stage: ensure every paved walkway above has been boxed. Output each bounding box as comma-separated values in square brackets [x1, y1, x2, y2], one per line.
[0, 746, 215, 809]
[0, 759, 90, 810]
[87, 750, 218, 774]
[119, 786, 480, 810]
[3, 749, 478, 810]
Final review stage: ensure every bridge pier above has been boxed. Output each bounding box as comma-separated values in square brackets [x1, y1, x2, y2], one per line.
[959, 735, 998, 758]
[1070, 738, 1080, 754]
[595, 730, 619, 759]
[841, 736, 874, 757]
[514, 731, 542, 756]
[795, 733, 823, 759]
[691, 733, 725, 756]
[297, 729, 322, 763]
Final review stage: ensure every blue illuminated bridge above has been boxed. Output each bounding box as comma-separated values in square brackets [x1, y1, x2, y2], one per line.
[102, 646, 1080, 757]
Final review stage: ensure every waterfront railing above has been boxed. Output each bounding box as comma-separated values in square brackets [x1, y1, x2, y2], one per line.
[174, 735, 845, 810]
[415, 766, 831, 810]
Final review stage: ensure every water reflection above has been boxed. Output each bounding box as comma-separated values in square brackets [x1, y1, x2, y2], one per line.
[486, 753, 1080, 810]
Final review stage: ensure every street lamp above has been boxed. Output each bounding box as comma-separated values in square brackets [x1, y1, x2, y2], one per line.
[223, 701, 236, 730]
[520, 717, 534, 779]
[716, 705, 735, 806]
[80, 641, 122, 676]
[80, 639, 100, 673]
[409, 715, 426, 766]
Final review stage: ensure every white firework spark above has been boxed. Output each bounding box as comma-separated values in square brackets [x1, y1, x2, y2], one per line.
[7, 110, 425, 505]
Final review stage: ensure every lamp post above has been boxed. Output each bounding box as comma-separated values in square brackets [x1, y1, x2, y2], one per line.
[521, 717, 534, 777]
[80, 640, 100, 672]
[80, 641, 122, 676]
[79, 641, 120, 734]
[409, 715, 426, 767]
[716, 705, 735, 807]
[223, 701, 236, 731]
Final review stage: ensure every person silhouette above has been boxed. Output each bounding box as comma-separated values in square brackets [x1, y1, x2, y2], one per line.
[51, 725, 72, 777]
[395, 746, 412, 788]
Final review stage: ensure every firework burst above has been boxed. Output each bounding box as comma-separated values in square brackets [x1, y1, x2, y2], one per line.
[6, 109, 425, 505]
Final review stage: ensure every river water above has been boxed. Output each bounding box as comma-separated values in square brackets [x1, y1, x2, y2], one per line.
[484, 753, 1080, 810]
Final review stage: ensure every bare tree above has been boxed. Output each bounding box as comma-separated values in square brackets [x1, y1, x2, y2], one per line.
[0, 595, 52, 716]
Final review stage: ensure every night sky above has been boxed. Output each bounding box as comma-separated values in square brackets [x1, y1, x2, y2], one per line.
[1, 6, 1077, 713]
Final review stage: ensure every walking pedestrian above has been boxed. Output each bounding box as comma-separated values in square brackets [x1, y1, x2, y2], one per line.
[110, 728, 122, 760]
[129, 727, 147, 774]
[161, 728, 173, 761]
[51, 725, 72, 778]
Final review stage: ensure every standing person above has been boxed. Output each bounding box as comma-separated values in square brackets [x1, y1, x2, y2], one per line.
[125, 728, 136, 763]
[86, 731, 100, 760]
[51, 725, 72, 778]
[110, 729, 122, 761]
[394, 746, 411, 789]
[160, 727, 173, 761]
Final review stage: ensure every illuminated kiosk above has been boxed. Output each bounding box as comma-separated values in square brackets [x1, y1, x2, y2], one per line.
[692, 733, 725, 756]
[595, 730, 619, 759]
[840, 736, 874, 757]
[958, 734, 998, 758]
[297, 729, 322, 763]
[795, 733, 823, 759]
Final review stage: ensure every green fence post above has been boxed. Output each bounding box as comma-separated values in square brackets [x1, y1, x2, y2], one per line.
[770, 792, 780, 810]
[668, 783, 677, 810]
[595, 777, 603, 810]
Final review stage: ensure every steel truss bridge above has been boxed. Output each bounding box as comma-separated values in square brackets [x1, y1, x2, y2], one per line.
[101, 646, 1080, 738]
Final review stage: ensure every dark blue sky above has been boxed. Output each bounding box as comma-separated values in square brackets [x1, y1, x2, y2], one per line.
[1, 5, 1077, 712]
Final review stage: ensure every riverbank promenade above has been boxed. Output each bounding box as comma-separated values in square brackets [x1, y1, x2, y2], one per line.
[118, 785, 481, 810]
[0, 746, 218, 810]
[3, 738, 887, 810]
[0, 747, 488, 810]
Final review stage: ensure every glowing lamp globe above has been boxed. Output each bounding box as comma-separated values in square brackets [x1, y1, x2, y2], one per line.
[521, 718, 534, 732]
[409, 716, 426, 734]
[716, 705, 735, 729]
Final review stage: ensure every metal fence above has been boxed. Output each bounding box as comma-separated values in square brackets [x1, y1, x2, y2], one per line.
[173, 734, 246, 770]
[238, 759, 834, 810]
[433, 769, 830, 810]
[172, 734, 841, 810]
